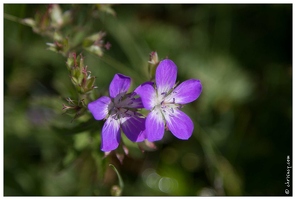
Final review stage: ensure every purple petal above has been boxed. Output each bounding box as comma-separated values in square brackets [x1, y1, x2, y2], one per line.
[88, 96, 111, 120]
[101, 117, 121, 151]
[128, 97, 144, 108]
[109, 73, 131, 98]
[124, 92, 144, 109]
[145, 110, 165, 141]
[165, 109, 194, 140]
[134, 82, 156, 110]
[168, 79, 202, 104]
[121, 115, 146, 142]
[134, 81, 154, 93]
[155, 59, 177, 95]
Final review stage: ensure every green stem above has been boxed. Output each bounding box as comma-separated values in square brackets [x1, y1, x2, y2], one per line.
[4, 13, 24, 24]
[109, 164, 124, 189]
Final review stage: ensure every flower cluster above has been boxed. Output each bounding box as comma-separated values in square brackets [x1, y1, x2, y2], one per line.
[88, 58, 202, 152]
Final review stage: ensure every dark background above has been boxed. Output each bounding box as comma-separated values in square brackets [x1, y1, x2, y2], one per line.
[4, 4, 292, 195]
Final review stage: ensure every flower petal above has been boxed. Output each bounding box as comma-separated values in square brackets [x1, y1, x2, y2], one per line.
[168, 79, 202, 104]
[88, 96, 111, 120]
[121, 115, 146, 142]
[101, 117, 121, 151]
[155, 59, 177, 95]
[128, 97, 144, 108]
[121, 92, 144, 109]
[145, 110, 165, 141]
[165, 109, 194, 140]
[134, 82, 156, 110]
[109, 73, 131, 98]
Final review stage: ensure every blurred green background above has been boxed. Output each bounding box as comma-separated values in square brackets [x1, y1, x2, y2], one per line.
[4, 4, 292, 196]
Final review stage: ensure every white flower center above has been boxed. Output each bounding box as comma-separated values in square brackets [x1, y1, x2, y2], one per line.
[153, 90, 180, 120]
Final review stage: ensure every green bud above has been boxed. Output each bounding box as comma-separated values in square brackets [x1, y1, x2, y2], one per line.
[83, 32, 106, 57]
[46, 33, 69, 55]
[34, 6, 51, 33]
[85, 45, 103, 57]
[70, 67, 78, 78]
[62, 104, 78, 115]
[21, 18, 36, 27]
[78, 75, 85, 87]
[50, 4, 63, 29]
[84, 76, 96, 92]
[62, 98, 87, 121]
[87, 76, 96, 88]
[70, 76, 79, 86]
[53, 31, 63, 41]
[148, 51, 159, 81]
[95, 4, 116, 17]
[111, 185, 122, 196]
[79, 55, 84, 70]
[66, 58, 74, 72]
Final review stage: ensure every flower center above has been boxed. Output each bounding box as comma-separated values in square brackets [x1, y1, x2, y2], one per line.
[154, 91, 180, 118]
[108, 93, 139, 121]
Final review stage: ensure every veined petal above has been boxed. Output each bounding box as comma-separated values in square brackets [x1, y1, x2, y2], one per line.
[109, 73, 131, 98]
[165, 109, 194, 140]
[124, 92, 144, 109]
[145, 110, 165, 141]
[101, 117, 121, 151]
[168, 79, 202, 104]
[128, 97, 144, 108]
[155, 59, 177, 95]
[121, 116, 146, 142]
[134, 81, 154, 92]
[88, 96, 111, 120]
[134, 82, 156, 110]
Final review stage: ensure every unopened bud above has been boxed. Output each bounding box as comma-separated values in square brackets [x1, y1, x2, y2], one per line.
[111, 185, 122, 196]
[79, 54, 85, 70]
[138, 140, 157, 152]
[148, 51, 159, 65]
[83, 31, 108, 57]
[148, 51, 159, 81]
[62, 98, 87, 121]
[85, 76, 96, 91]
[104, 42, 112, 50]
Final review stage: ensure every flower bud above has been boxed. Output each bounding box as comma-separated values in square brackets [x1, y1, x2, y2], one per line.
[148, 51, 159, 81]
[148, 51, 159, 65]
[85, 76, 96, 92]
[83, 31, 109, 57]
[46, 32, 69, 55]
[110, 185, 122, 196]
[50, 4, 63, 29]
[66, 53, 76, 70]
[62, 98, 87, 121]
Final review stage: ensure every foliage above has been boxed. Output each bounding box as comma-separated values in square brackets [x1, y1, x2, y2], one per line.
[4, 4, 292, 196]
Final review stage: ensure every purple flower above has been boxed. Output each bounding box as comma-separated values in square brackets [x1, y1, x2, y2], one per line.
[135, 59, 202, 141]
[88, 74, 146, 152]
